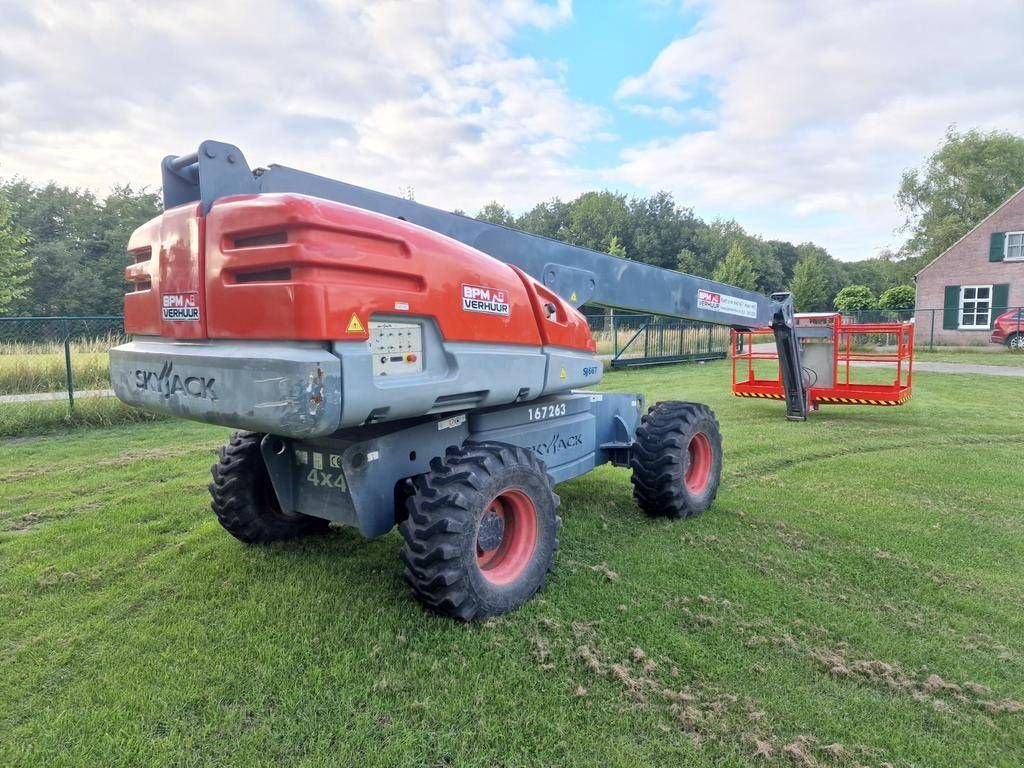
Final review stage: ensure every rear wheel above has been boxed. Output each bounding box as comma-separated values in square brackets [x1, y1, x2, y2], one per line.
[209, 431, 330, 543]
[630, 401, 723, 519]
[399, 442, 560, 621]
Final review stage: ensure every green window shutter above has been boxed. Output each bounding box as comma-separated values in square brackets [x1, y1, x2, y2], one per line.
[991, 283, 1010, 327]
[943, 285, 960, 329]
[989, 232, 1005, 262]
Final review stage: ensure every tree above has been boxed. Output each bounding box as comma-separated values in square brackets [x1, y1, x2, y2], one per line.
[833, 285, 876, 313]
[0, 192, 32, 313]
[675, 249, 700, 276]
[627, 191, 700, 269]
[766, 240, 800, 284]
[790, 252, 832, 312]
[0, 179, 160, 315]
[691, 219, 784, 293]
[897, 127, 1024, 264]
[516, 198, 569, 240]
[877, 284, 916, 311]
[607, 235, 627, 258]
[712, 242, 759, 291]
[676, 248, 700, 275]
[564, 191, 630, 254]
[475, 201, 515, 227]
[794, 242, 843, 305]
[691, 219, 746, 278]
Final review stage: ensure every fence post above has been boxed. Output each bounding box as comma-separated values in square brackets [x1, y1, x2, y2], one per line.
[62, 318, 75, 412]
[928, 310, 935, 351]
[611, 312, 617, 357]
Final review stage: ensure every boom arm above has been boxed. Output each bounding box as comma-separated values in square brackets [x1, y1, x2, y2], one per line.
[161, 140, 809, 420]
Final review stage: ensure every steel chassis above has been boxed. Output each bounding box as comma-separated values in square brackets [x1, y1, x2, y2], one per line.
[260, 391, 639, 536]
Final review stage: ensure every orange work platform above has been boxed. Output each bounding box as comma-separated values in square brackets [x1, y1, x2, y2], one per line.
[731, 313, 914, 409]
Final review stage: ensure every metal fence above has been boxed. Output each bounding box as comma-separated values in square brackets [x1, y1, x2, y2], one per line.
[1, 306, 1020, 410]
[0, 316, 125, 409]
[585, 312, 730, 367]
[843, 307, 1024, 351]
[586, 306, 1024, 359]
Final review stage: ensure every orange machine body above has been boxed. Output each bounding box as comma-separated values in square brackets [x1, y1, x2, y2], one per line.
[123, 193, 595, 353]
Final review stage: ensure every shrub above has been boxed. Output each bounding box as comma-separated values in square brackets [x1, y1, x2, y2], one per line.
[877, 285, 916, 311]
[834, 285, 876, 313]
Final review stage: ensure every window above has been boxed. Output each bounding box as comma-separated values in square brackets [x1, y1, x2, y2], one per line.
[959, 285, 992, 329]
[1006, 232, 1024, 261]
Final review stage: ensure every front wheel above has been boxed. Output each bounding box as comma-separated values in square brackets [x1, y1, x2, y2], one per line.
[1007, 333, 1024, 351]
[630, 401, 723, 519]
[399, 442, 560, 621]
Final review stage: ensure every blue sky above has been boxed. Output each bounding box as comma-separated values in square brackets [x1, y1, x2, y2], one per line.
[2, 0, 1022, 261]
[514, 2, 699, 170]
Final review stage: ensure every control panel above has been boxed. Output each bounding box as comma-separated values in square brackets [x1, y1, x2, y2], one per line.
[369, 321, 423, 376]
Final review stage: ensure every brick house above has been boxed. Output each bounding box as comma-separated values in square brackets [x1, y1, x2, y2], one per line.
[914, 187, 1024, 346]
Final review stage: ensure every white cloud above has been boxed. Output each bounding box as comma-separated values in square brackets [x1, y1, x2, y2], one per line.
[613, 0, 1024, 260]
[622, 103, 715, 126]
[3, 0, 1023, 263]
[0, 0, 600, 211]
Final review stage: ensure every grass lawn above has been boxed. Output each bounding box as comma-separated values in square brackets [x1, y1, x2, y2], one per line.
[914, 348, 1024, 367]
[2, 362, 1022, 767]
[0, 398, 164, 438]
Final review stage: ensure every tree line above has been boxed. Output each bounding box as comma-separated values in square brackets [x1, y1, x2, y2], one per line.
[1, 127, 1022, 316]
[468, 193, 920, 312]
[0, 180, 161, 316]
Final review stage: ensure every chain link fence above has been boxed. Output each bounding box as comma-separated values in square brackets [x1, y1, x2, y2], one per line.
[0, 316, 125, 409]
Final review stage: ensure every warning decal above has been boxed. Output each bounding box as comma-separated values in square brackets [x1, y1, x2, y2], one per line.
[346, 313, 366, 333]
[162, 292, 200, 322]
[461, 284, 510, 316]
[696, 289, 758, 320]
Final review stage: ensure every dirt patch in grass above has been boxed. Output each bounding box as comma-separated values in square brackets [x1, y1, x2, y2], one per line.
[813, 646, 1024, 716]
[588, 562, 620, 582]
[673, 589, 1023, 722]
[533, 617, 888, 766]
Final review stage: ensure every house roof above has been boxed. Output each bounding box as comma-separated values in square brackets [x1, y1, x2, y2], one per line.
[915, 185, 1024, 278]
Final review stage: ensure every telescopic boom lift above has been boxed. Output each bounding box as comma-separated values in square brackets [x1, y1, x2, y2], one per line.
[110, 140, 807, 620]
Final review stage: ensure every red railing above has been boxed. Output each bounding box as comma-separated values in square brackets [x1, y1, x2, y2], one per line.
[732, 313, 914, 408]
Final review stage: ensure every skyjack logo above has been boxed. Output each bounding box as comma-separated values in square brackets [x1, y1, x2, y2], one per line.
[162, 292, 200, 321]
[134, 360, 217, 401]
[530, 432, 584, 457]
[461, 284, 510, 316]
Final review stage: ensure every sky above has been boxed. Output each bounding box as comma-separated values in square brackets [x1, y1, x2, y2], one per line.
[1, 0, 1023, 261]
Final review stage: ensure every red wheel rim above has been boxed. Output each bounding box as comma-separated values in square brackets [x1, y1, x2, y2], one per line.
[476, 489, 539, 585]
[685, 432, 713, 494]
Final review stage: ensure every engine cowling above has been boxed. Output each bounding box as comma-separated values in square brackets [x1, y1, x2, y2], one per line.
[114, 193, 602, 434]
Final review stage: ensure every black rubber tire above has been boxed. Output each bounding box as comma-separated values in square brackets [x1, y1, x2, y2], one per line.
[1007, 333, 1024, 351]
[399, 442, 560, 621]
[630, 401, 723, 519]
[209, 431, 330, 544]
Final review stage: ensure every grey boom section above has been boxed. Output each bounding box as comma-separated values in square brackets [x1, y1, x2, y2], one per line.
[162, 140, 773, 328]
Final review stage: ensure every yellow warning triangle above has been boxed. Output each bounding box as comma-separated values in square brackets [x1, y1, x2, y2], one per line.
[346, 313, 366, 333]
[569, 291, 577, 302]
[559, 367, 567, 380]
